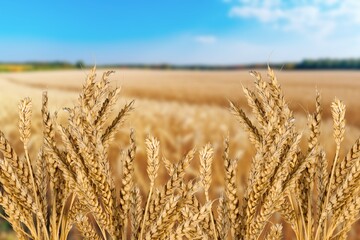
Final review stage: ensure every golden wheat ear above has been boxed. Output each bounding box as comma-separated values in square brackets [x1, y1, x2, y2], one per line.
[265, 224, 283, 240]
[223, 137, 240, 239]
[217, 193, 229, 239]
[118, 129, 136, 239]
[130, 185, 142, 240]
[171, 201, 213, 239]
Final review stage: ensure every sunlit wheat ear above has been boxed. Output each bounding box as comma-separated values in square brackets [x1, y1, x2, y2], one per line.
[35, 150, 49, 227]
[162, 156, 174, 176]
[101, 100, 134, 144]
[119, 129, 136, 239]
[308, 91, 321, 151]
[171, 201, 213, 239]
[229, 101, 261, 148]
[41, 91, 57, 178]
[334, 137, 360, 192]
[145, 195, 181, 240]
[265, 224, 283, 240]
[18, 97, 32, 146]
[335, 197, 360, 238]
[316, 149, 328, 223]
[0, 131, 30, 187]
[217, 193, 229, 239]
[177, 206, 203, 239]
[331, 98, 346, 146]
[146, 135, 160, 186]
[0, 157, 38, 216]
[94, 87, 122, 130]
[75, 213, 101, 240]
[223, 137, 240, 238]
[0, 191, 33, 239]
[145, 147, 196, 231]
[130, 185, 142, 239]
[139, 135, 160, 239]
[199, 143, 218, 239]
[199, 143, 214, 198]
[80, 66, 97, 110]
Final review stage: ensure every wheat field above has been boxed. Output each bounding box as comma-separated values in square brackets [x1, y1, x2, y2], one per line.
[2, 69, 360, 126]
[0, 68, 359, 239]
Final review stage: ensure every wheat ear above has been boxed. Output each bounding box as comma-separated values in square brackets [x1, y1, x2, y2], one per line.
[119, 129, 136, 239]
[199, 144, 218, 239]
[223, 137, 240, 238]
[265, 224, 283, 240]
[139, 135, 160, 239]
[319, 98, 346, 237]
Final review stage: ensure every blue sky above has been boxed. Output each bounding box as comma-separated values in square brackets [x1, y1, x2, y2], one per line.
[1, 0, 360, 64]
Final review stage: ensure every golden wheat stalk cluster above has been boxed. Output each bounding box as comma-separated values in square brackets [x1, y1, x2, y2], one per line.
[0, 67, 359, 240]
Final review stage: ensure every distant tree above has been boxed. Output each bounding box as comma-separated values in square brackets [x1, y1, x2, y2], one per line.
[296, 58, 360, 69]
[75, 60, 85, 69]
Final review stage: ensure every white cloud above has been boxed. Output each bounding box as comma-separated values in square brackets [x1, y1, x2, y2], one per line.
[194, 35, 218, 44]
[228, 0, 360, 38]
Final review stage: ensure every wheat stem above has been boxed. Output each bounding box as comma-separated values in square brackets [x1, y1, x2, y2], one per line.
[140, 186, 153, 239]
